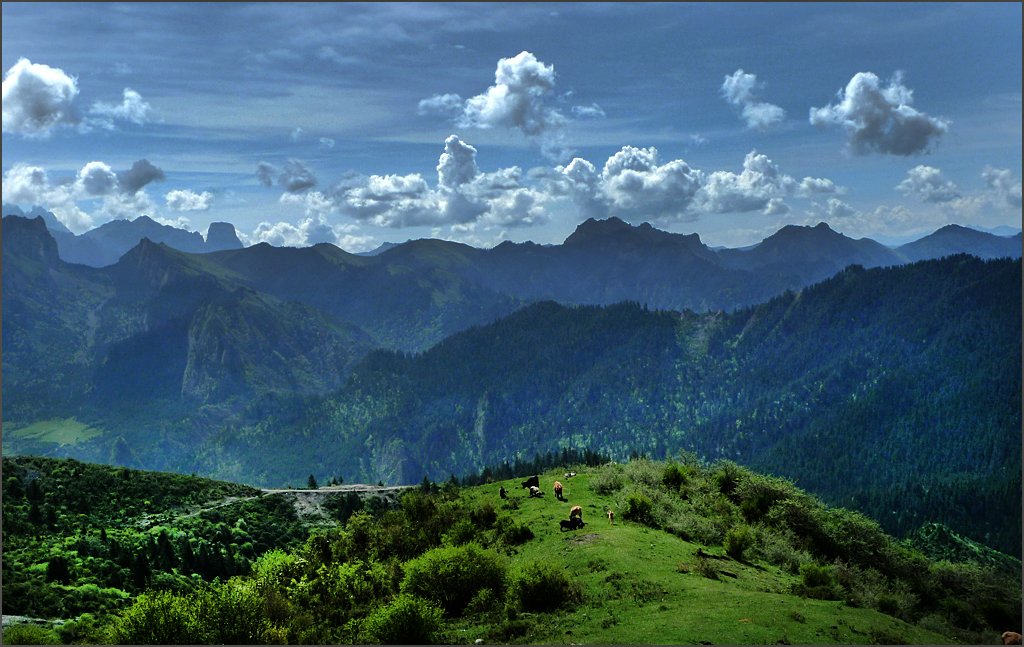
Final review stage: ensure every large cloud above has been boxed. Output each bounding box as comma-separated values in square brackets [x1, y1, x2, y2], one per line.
[810, 71, 949, 155]
[981, 167, 1022, 208]
[3, 58, 154, 136]
[699, 150, 796, 214]
[2, 58, 80, 136]
[460, 51, 566, 136]
[419, 52, 572, 159]
[896, 165, 960, 203]
[76, 161, 119, 196]
[721, 69, 785, 130]
[265, 135, 553, 231]
[549, 147, 840, 222]
[256, 159, 317, 192]
[337, 174, 441, 227]
[599, 146, 705, 221]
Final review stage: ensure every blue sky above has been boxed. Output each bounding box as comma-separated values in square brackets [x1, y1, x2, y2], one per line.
[2, 2, 1020, 250]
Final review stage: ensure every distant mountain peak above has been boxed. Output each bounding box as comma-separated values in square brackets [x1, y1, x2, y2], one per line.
[564, 216, 706, 249]
[206, 222, 243, 251]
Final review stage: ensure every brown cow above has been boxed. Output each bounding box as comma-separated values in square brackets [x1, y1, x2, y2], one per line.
[569, 505, 583, 520]
[1002, 631, 1023, 645]
[607, 509, 615, 525]
[553, 480, 564, 500]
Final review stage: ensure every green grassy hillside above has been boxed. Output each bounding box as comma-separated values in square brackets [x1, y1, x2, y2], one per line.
[3, 455, 1018, 645]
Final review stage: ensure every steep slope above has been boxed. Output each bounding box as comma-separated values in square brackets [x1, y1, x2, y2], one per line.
[1, 216, 113, 419]
[2, 217, 372, 421]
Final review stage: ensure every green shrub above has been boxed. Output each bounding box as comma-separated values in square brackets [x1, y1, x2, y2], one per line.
[623, 458, 663, 488]
[464, 587, 502, 618]
[359, 594, 444, 644]
[2, 624, 61, 645]
[442, 517, 478, 546]
[661, 462, 687, 491]
[735, 474, 794, 522]
[108, 590, 204, 644]
[109, 584, 271, 645]
[796, 562, 840, 600]
[591, 465, 626, 495]
[508, 560, 580, 612]
[801, 562, 833, 588]
[712, 460, 746, 500]
[622, 491, 654, 526]
[695, 556, 719, 580]
[751, 525, 808, 574]
[470, 501, 498, 528]
[494, 515, 534, 546]
[400, 543, 506, 616]
[665, 510, 726, 546]
[724, 524, 754, 560]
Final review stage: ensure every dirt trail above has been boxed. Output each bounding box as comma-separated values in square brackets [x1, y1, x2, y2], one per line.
[261, 484, 413, 520]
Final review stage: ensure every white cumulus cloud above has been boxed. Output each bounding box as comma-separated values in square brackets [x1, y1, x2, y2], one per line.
[76, 161, 119, 196]
[721, 69, 785, 130]
[981, 167, 1022, 208]
[2, 58, 80, 136]
[165, 189, 213, 212]
[699, 150, 795, 214]
[896, 165, 960, 203]
[810, 71, 949, 156]
[599, 146, 705, 222]
[460, 51, 567, 136]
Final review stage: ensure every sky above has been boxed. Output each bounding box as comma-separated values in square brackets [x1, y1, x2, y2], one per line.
[2, 2, 1021, 251]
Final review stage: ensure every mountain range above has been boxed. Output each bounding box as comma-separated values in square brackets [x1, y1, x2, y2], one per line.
[2, 210, 1020, 553]
[2, 204, 244, 267]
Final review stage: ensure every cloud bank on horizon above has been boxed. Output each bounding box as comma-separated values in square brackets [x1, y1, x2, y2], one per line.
[1, 3, 1020, 250]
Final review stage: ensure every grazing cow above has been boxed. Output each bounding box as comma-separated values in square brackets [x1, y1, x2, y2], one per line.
[1002, 631, 1023, 645]
[569, 505, 583, 520]
[499, 486, 507, 500]
[564, 471, 577, 478]
[560, 517, 585, 531]
[553, 480, 564, 500]
[528, 485, 543, 498]
[521, 475, 540, 489]
[607, 509, 615, 525]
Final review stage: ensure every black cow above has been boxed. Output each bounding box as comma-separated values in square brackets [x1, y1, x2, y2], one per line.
[499, 486, 507, 499]
[521, 475, 540, 489]
[559, 517, 585, 531]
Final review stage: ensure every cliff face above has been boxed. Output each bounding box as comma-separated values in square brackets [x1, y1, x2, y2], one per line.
[206, 222, 244, 251]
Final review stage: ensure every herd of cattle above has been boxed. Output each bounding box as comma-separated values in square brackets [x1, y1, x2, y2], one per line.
[496, 472, 612, 533]
[492, 474, 1023, 644]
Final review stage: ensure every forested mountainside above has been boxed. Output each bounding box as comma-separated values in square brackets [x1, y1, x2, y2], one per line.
[2, 456, 1019, 645]
[197, 255, 1020, 554]
[3, 215, 1020, 555]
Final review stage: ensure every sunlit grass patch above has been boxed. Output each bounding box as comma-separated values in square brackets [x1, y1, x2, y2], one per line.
[8, 418, 103, 446]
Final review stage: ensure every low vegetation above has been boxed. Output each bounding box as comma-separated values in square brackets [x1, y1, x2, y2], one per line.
[2, 454, 1020, 644]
